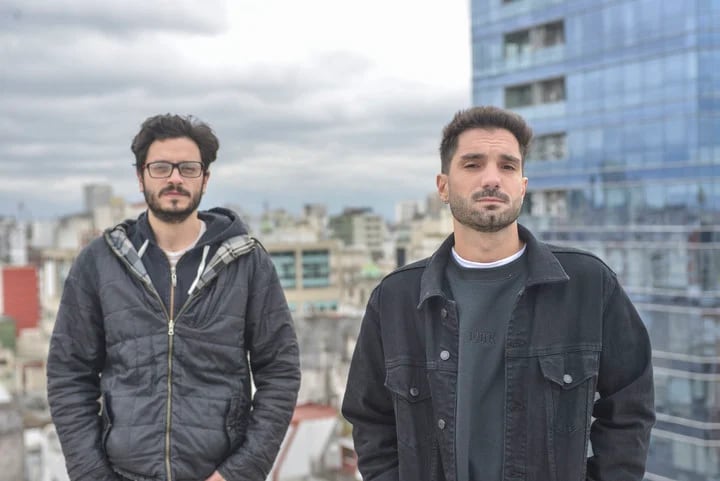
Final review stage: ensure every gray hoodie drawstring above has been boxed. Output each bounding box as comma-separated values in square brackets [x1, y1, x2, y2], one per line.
[137, 239, 149, 259]
[188, 245, 210, 295]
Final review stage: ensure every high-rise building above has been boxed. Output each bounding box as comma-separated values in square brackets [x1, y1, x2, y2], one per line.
[471, 1, 720, 480]
[394, 200, 423, 224]
[328, 208, 388, 260]
[265, 239, 381, 314]
[83, 184, 113, 213]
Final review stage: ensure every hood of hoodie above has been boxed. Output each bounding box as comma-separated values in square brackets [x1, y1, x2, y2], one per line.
[117, 206, 249, 252]
[104, 207, 255, 317]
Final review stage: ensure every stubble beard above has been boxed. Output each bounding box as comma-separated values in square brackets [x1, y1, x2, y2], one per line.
[448, 189, 523, 233]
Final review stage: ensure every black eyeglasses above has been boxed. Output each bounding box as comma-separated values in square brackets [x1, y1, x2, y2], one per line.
[142, 161, 205, 178]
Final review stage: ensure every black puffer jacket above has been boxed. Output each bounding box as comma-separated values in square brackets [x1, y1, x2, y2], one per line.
[47, 208, 301, 481]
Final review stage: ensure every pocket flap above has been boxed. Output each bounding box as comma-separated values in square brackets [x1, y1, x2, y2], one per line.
[538, 351, 599, 390]
[384, 365, 431, 403]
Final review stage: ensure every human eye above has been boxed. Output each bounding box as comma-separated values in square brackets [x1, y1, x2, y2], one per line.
[179, 162, 202, 176]
[149, 162, 171, 176]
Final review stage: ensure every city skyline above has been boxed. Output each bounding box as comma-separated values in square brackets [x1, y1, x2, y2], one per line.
[0, 0, 471, 222]
[1, 182, 439, 225]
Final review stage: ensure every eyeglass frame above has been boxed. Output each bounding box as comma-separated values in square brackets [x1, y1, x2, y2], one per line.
[134, 161, 207, 179]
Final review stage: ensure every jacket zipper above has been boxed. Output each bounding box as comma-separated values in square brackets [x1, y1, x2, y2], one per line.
[165, 266, 177, 481]
[159, 251, 242, 479]
[105, 235, 249, 481]
[103, 245, 175, 479]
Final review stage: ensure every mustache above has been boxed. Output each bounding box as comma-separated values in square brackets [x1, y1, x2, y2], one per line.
[471, 189, 510, 202]
[160, 185, 191, 196]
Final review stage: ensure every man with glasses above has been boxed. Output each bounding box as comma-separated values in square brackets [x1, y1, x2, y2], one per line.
[47, 114, 301, 481]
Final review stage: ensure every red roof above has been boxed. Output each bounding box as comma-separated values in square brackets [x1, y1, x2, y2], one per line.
[2, 266, 39, 334]
[290, 403, 337, 425]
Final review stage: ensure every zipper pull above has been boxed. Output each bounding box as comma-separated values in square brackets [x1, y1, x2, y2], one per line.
[171, 267, 177, 288]
[168, 319, 175, 336]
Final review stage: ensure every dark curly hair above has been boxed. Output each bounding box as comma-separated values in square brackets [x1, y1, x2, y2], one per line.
[131, 114, 220, 174]
[439, 106, 533, 174]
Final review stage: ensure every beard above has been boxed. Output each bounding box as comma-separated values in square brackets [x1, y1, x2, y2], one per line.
[143, 183, 203, 224]
[448, 188, 523, 233]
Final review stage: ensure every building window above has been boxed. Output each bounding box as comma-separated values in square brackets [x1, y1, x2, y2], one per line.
[504, 30, 530, 58]
[540, 77, 565, 103]
[528, 133, 567, 161]
[527, 190, 568, 218]
[539, 21, 564, 47]
[505, 77, 565, 108]
[506, 84, 533, 108]
[504, 20, 564, 59]
[302, 250, 330, 288]
[270, 251, 296, 289]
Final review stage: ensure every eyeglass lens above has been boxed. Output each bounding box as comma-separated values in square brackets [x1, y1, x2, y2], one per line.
[147, 161, 203, 178]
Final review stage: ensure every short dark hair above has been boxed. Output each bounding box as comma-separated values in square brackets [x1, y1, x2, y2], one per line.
[439, 106, 533, 174]
[131, 114, 220, 174]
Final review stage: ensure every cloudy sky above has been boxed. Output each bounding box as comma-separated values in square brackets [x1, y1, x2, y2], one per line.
[0, 0, 471, 221]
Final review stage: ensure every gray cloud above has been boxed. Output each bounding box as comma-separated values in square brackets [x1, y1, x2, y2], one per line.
[0, 1, 469, 221]
[1, 1, 229, 36]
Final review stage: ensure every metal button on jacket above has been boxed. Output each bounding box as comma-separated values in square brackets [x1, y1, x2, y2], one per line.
[563, 374, 573, 384]
[409, 387, 419, 397]
[440, 308, 448, 318]
[440, 350, 450, 361]
[437, 419, 446, 430]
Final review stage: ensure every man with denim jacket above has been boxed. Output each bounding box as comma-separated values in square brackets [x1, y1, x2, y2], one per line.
[342, 106, 655, 481]
[47, 114, 300, 481]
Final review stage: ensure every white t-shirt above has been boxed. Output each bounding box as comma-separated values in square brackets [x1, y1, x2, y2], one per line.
[163, 220, 207, 267]
[451, 244, 527, 269]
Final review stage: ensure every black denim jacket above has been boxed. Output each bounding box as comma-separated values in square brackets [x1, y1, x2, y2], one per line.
[342, 225, 655, 481]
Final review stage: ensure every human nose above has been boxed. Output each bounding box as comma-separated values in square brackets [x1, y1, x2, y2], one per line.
[482, 163, 502, 189]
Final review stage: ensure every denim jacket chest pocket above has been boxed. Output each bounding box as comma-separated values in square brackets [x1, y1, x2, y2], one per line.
[538, 350, 600, 481]
[539, 351, 599, 433]
[384, 364, 434, 449]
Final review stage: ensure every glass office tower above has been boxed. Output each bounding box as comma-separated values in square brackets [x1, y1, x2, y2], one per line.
[470, 1, 720, 479]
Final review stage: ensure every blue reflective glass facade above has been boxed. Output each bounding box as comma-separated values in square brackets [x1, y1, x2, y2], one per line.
[471, 1, 720, 479]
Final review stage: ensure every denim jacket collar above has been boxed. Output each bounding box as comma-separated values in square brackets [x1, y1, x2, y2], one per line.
[417, 223, 570, 309]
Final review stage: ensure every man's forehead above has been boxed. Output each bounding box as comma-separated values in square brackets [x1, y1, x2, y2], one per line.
[456, 128, 521, 153]
[146, 137, 201, 156]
